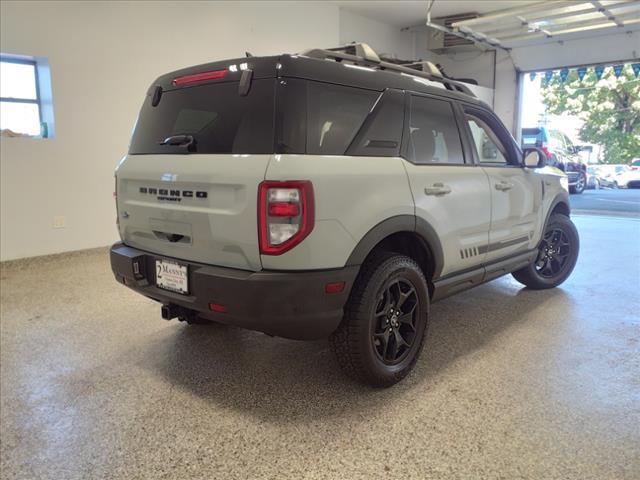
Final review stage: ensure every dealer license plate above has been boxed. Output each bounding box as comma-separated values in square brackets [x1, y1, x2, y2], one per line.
[155, 259, 188, 295]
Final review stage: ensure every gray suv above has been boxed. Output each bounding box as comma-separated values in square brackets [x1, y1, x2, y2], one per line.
[111, 44, 579, 386]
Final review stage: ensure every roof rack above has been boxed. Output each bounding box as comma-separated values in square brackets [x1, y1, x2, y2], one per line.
[300, 43, 476, 97]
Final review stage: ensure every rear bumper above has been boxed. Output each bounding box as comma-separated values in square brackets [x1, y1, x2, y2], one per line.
[110, 242, 358, 340]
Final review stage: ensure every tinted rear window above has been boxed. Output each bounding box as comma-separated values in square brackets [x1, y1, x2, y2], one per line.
[277, 79, 379, 155]
[129, 79, 275, 154]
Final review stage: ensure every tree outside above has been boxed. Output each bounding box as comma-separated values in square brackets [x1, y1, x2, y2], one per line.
[541, 64, 640, 164]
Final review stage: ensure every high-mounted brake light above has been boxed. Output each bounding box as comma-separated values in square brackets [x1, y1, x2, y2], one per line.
[172, 69, 228, 86]
[258, 181, 314, 255]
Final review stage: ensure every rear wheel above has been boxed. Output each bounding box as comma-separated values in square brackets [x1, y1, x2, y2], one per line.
[330, 252, 429, 387]
[512, 214, 579, 289]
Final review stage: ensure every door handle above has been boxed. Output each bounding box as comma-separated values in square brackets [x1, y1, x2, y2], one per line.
[424, 183, 452, 196]
[495, 181, 513, 191]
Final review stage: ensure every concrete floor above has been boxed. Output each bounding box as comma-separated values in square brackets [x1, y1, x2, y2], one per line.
[1, 215, 639, 480]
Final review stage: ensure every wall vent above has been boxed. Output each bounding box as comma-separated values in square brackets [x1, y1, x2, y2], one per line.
[436, 13, 478, 48]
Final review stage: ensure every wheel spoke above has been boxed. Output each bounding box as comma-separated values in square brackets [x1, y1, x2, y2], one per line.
[374, 290, 391, 317]
[540, 258, 554, 276]
[396, 287, 415, 310]
[393, 329, 409, 351]
[397, 312, 416, 331]
[374, 330, 391, 359]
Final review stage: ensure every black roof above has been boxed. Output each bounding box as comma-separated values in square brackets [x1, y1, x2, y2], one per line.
[151, 54, 486, 108]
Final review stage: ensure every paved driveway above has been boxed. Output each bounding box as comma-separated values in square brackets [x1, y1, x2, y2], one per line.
[570, 188, 640, 216]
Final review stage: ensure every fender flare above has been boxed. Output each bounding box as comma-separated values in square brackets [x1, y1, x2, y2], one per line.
[345, 215, 445, 279]
[544, 191, 571, 230]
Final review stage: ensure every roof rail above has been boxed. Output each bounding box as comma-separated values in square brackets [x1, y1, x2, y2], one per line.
[300, 43, 476, 97]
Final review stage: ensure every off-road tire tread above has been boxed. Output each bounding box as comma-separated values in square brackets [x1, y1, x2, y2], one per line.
[330, 252, 429, 387]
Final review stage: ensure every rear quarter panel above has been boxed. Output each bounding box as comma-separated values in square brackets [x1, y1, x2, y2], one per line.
[262, 155, 414, 270]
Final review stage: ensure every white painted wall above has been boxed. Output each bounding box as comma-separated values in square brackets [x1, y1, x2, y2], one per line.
[338, 8, 414, 60]
[0, 0, 345, 261]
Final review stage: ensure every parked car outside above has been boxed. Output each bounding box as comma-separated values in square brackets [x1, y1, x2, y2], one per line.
[586, 166, 618, 189]
[615, 168, 640, 188]
[521, 127, 587, 194]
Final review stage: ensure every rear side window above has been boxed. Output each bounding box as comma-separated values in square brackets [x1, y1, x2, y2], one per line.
[129, 79, 275, 155]
[306, 82, 378, 155]
[277, 79, 379, 155]
[408, 95, 464, 165]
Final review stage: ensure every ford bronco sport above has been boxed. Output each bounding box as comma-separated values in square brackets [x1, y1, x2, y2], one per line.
[111, 44, 579, 387]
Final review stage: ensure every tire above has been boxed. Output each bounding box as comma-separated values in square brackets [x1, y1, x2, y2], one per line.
[330, 252, 429, 387]
[512, 214, 579, 289]
[570, 172, 586, 194]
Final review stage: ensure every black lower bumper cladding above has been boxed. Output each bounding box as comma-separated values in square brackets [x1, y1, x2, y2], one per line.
[110, 243, 358, 340]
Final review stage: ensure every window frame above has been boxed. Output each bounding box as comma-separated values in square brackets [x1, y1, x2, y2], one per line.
[0, 56, 43, 131]
[459, 104, 523, 168]
[400, 91, 471, 166]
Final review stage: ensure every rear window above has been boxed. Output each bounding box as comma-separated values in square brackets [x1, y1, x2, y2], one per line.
[129, 76, 381, 156]
[278, 79, 380, 155]
[129, 79, 275, 154]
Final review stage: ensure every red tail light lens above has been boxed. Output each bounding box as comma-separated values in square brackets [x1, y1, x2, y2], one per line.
[258, 181, 314, 255]
[172, 69, 228, 86]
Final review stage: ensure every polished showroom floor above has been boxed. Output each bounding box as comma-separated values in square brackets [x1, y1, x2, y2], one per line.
[1, 215, 638, 480]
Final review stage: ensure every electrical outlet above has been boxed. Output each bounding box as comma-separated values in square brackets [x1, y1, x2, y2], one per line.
[52, 216, 66, 229]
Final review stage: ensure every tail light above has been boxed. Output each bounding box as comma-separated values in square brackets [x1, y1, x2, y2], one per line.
[540, 143, 552, 160]
[258, 181, 314, 255]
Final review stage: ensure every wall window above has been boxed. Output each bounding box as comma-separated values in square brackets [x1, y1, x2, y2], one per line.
[408, 95, 464, 164]
[1, 56, 54, 138]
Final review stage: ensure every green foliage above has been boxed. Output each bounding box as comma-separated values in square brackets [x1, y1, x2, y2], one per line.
[541, 65, 639, 164]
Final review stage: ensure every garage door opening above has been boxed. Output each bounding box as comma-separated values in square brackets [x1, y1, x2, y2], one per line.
[518, 62, 640, 213]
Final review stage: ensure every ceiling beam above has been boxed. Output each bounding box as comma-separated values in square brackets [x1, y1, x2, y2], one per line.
[451, 1, 576, 28]
[499, 11, 640, 42]
[591, 0, 624, 27]
[481, 1, 639, 35]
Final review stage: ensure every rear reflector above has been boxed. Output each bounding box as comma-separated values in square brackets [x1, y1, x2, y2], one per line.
[208, 303, 227, 313]
[172, 69, 228, 86]
[325, 281, 345, 294]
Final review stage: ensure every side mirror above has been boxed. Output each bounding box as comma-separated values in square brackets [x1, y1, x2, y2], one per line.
[523, 148, 547, 168]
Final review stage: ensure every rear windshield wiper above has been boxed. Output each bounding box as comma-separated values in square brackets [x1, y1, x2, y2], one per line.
[159, 134, 196, 152]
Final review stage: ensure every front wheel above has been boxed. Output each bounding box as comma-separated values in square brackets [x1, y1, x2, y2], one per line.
[512, 214, 579, 289]
[570, 172, 586, 194]
[330, 252, 429, 387]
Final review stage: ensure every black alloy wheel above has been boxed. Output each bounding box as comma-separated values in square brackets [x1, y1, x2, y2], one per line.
[534, 228, 571, 279]
[512, 213, 579, 289]
[372, 278, 419, 365]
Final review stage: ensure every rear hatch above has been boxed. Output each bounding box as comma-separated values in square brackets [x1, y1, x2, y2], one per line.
[116, 60, 277, 271]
